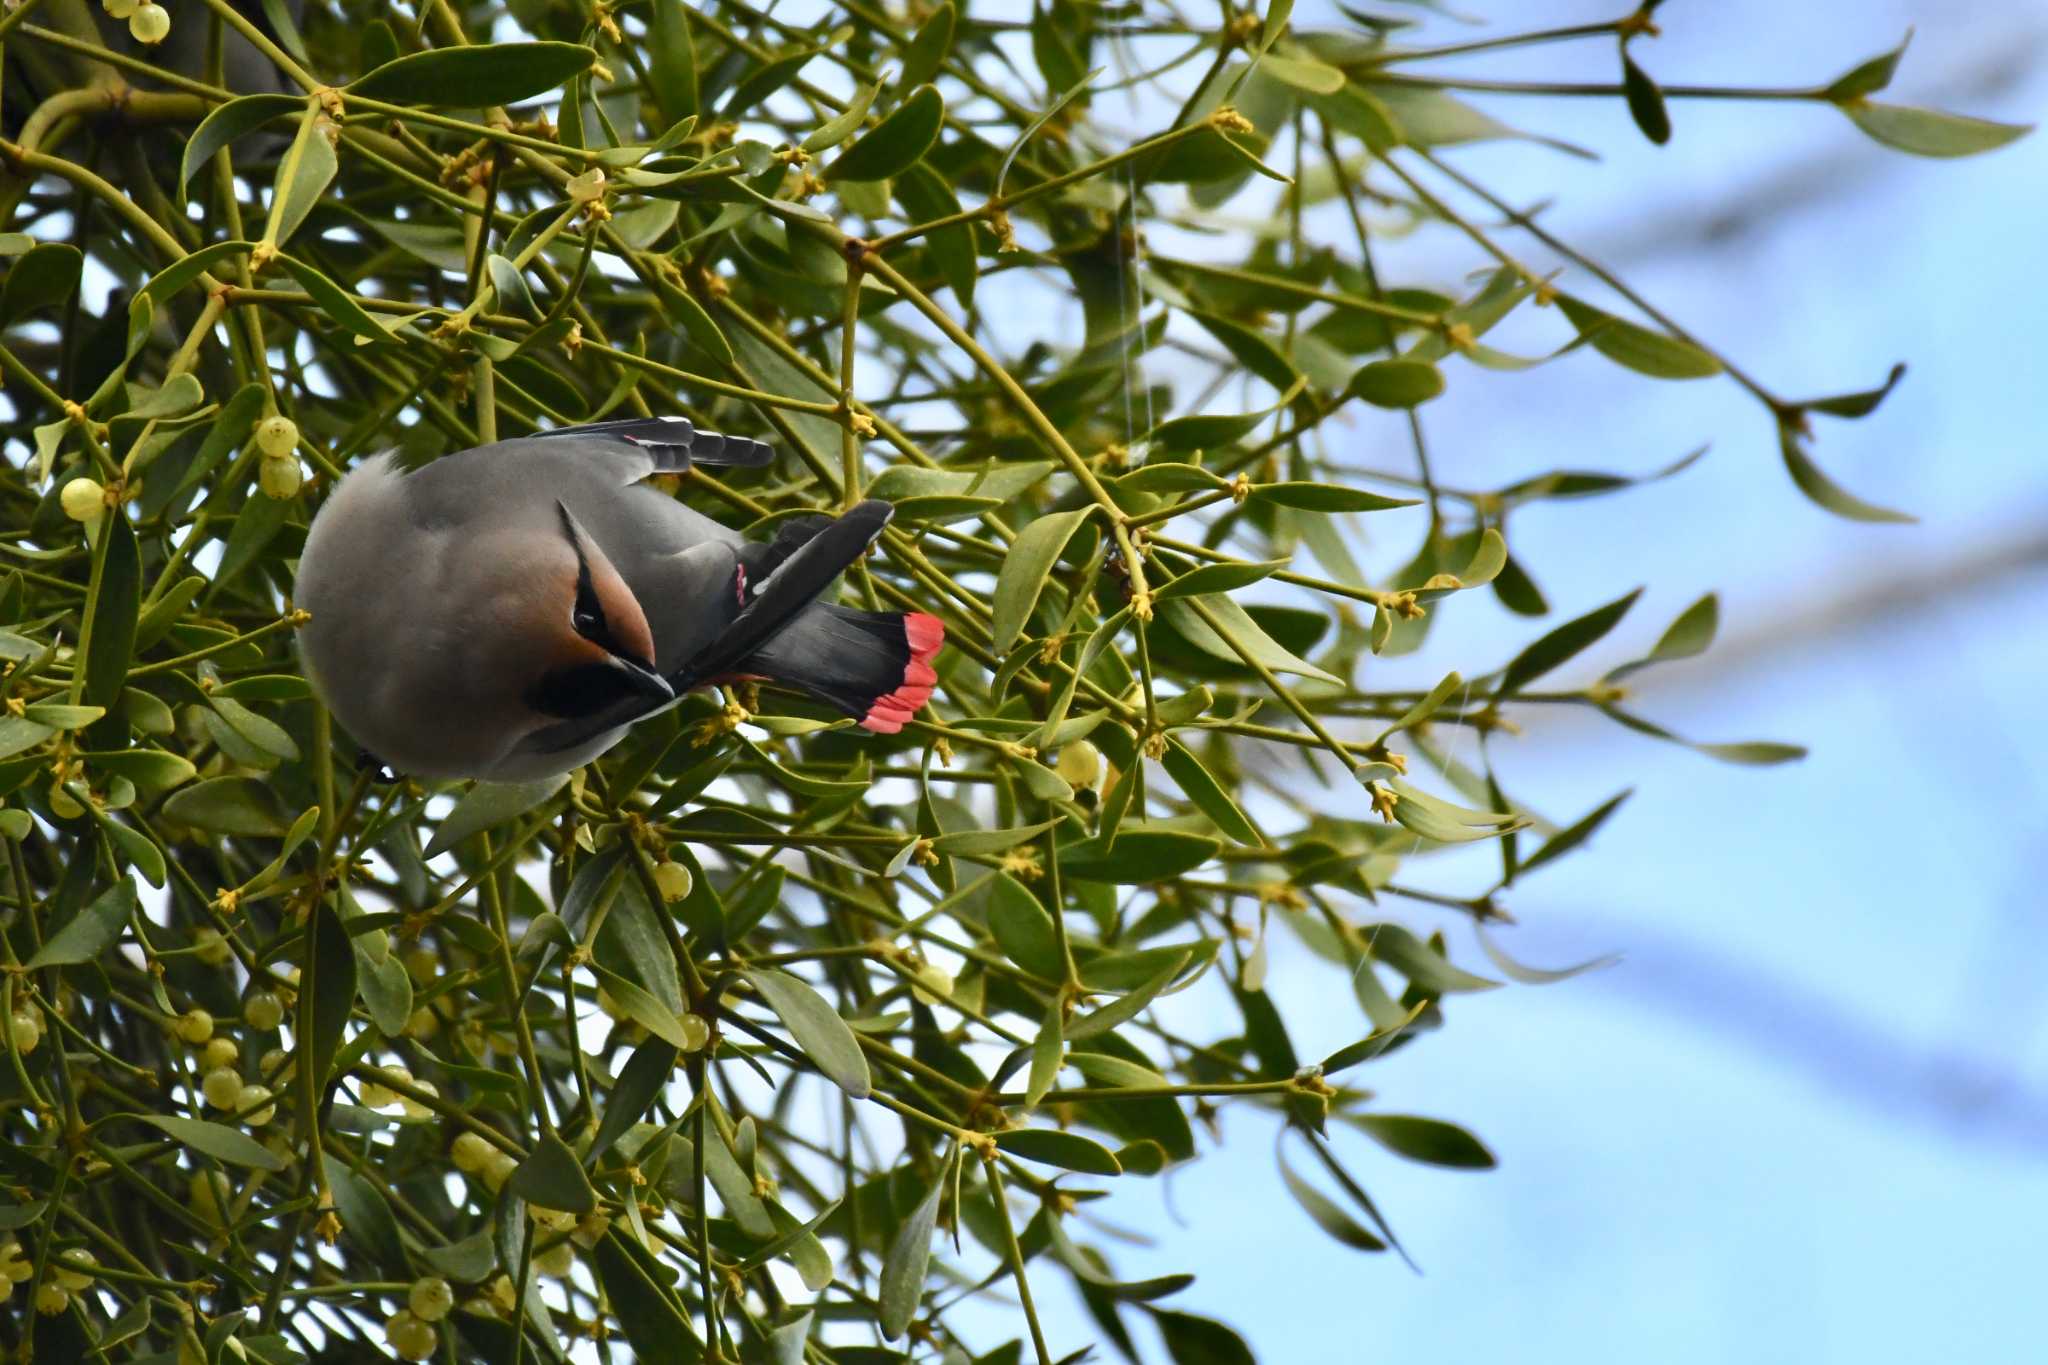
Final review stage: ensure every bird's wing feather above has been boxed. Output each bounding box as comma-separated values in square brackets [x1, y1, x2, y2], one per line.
[529, 416, 774, 470]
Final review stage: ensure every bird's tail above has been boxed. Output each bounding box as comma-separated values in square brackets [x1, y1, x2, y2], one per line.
[669, 499, 943, 731]
[745, 605, 944, 734]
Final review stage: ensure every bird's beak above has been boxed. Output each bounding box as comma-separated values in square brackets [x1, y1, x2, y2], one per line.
[609, 655, 674, 703]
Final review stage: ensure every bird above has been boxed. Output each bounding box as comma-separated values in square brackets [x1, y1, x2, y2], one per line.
[293, 417, 943, 783]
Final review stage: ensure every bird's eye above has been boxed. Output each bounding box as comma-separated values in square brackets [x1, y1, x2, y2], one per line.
[573, 606, 600, 636]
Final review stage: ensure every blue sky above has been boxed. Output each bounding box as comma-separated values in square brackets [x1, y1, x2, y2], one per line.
[957, 2, 2048, 1361]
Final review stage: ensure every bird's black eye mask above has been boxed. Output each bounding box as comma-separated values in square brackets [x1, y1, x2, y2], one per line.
[554, 501, 649, 666]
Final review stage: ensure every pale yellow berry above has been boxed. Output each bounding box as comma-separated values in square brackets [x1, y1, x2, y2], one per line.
[384, 1309, 437, 1362]
[450, 1132, 493, 1174]
[51, 1255, 94, 1293]
[201, 1067, 245, 1111]
[9, 1010, 41, 1054]
[254, 415, 298, 460]
[532, 1207, 576, 1234]
[33, 1282, 67, 1315]
[104, 0, 139, 22]
[192, 928, 233, 967]
[243, 990, 284, 1032]
[571, 1211, 611, 1249]
[258, 455, 303, 500]
[651, 860, 691, 902]
[128, 2, 169, 44]
[485, 1274, 516, 1313]
[239, 1083, 275, 1126]
[48, 779, 83, 820]
[565, 167, 606, 202]
[481, 1150, 517, 1192]
[404, 1005, 440, 1039]
[533, 1238, 574, 1278]
[911, 964, 954, 1006]
[678, 1011, 710, 1052]
[60, 477, 104, 524]
[1056, 739, 1102, 791]
[174, 1008, 214, 1045]
[407, 1276, 453, 1323]
[360, 1065, 407, 1108]
[0, 1239, 32, 1283]
[403, 947, 438, 984]
[398, 1079, 436, 1119]
[201, 1037, 238, 1071]
[259, 1047, 290, 1077]
[188, 1172, 226, 1227]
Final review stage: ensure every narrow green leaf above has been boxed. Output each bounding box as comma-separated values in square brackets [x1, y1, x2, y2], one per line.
[0, 242, 83, 325]
[264, 110, 338, 251]
[898, 3, 957, 92]
[1778, 425, 1914, 523]
[1351, 1114, 1496, 1169]
[744, 969, 871, 1099]
[1259, 53, 1345, 96]
[26, 879, 134, 970]
[879, 1170, 944, 1339]
[347, 42, 598, 106]
[1067, 952, 1191, 1041]
[1518, 788, 1632, 878]
[1249, 482, 1419, 514]
[1620, 49, 1671, 145]
[425, 776, 567, 859]
[648, 0, 700, 126]
[1608, 593, 1717, 680]
[804, 83, 880, 154]
[829, 85, 945, 182]
[994, 1127, 1122, 1175]
[1496, 587, 1641, 696]
[1840, 100, 2031, 158]
[303, 900, 359, 1089]
[1060, 828, 1219, 883]
[1154, 558, 1289, 603]
[178, 94, 300, 192]
[1347, 358, 1445, 408]
[509, 1132, 599, 1215]
[1556, 295, 1719, 379]
[1158, 740, 1259, 846]
[132, 1115, 287, 1172]
[1824, 31, 1911, 103]
[274, 254, 398, 342]
[1277, 1146, 1386, 1252]
[1804, 361, 1906, 419]
[991, 508, 1092, 654]
[1026, 999, 1064, 1108]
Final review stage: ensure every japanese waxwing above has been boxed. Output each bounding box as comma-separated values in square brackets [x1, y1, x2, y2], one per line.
[293, 417, 943, 782]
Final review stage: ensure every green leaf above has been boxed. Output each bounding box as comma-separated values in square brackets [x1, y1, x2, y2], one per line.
[1556, 295, 1719, 379]
[1189, 312, 1299, 393]
[591, 964, 690, 1049]
[896, 163, 977, 305]
[1496, 587, 1641, 696]
[1249, 482, 1419, 514]
[1154, 558, 1289, 603]
[1060, 828, 1219, 883]
[589, 1038, 679, 1168]
[1277, 1145, 1386, 1252]
[648, 0, 700, 126]
[1, 242, 83, 324]
[82, 516, 139, 746]
[991, 508, 1092, 654]
[425, 776, 567, 859]
[141, 242, 256, 308]
[1620, 49, 1671, 145]
[179, 94, 300, 192]
[0, 718, 54, 761]
[1351, 1114, 1496, 1168]
[1158, 740, 1259, 846]
[1824, 31, 1911, 103]
[1151, 1309, 1257, 1365]
[509, 1131, 599, 1215]
[1517, 788, 1631, 878]
[988, 872, 1064, 980]
[1778, 425, 1914, 523]
[1026, 999, 1064, 1108]
[263, 109, 338, 251]
[132, 1115, 287, 1172]
[1162, 594, 1345, 686]
[593, 1230, 704, 1360]
[303, 900, 360, 1089]
[1840, 100, 2031, 158]
[348, 42, 598, 106]
[91, 806, 165, 889]
[995, 1127, 1122, 1175]
[898, 3, 957, 92]
[324, 1155, 405, 1268]
[1597, 704, 1808, 766]
[804, 83, 880, 154]
[1346, 358, 1445, 408]
[1067, 952, 1192, 1042]
[829, 85, 945, 181]
[1608, 593, 1717, 680]
[879, 1169, 944, 1340]
[274, 254, 398, 342]
[1260, 53, 1346, 96]
[1804, 361, 1907, 419]
[744, 969, 871, 1099]
[20, 703, 104, 730]
[27, 879, 134, 970]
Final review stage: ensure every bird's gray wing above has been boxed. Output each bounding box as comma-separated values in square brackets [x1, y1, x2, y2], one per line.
[529, 416, 774, 470]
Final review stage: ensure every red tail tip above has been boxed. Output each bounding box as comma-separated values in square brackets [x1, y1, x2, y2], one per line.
[861, 614, 945, 733]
